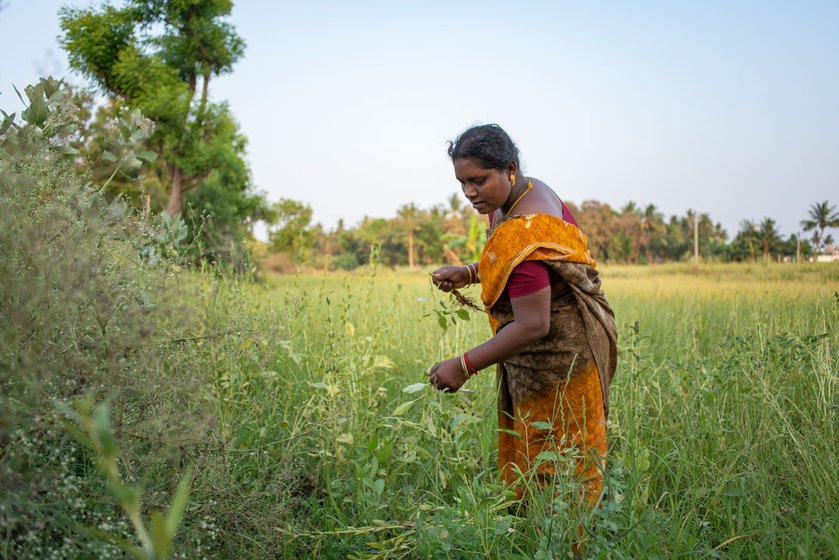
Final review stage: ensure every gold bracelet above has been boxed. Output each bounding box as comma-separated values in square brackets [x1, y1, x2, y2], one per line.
[465, 263, 474, 285]
[469, 263, 478, 284]
[459, 354, 470, 380]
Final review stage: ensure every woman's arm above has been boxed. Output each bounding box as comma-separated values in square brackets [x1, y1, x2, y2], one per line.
[428, 285, 551, 391]
[468, 285, 551, 369]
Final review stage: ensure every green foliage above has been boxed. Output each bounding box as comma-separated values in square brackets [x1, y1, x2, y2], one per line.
[801, 200, 839, 253]
[61, 397, 193, 560]
[0, 81, 208, 558]
[268, 197, 316, 257]
[3, 95, 836, 559]
[59, 0, 268, 265]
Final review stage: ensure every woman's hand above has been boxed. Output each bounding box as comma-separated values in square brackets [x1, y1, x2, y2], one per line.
[427, 357, 468, 392]
[431, 265, 471, 293]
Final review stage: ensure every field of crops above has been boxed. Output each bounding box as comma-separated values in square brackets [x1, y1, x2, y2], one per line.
[6, 262, 837, 559]
[164, 262, 833, 559]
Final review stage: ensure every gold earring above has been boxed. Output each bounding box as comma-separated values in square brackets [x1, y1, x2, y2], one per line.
[510, 174, 516, 187]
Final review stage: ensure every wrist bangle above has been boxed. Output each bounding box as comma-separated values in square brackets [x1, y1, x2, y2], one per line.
[466, 263, 475, 285]
[463, 351, 478, 377]
[459, 354, 470, 380]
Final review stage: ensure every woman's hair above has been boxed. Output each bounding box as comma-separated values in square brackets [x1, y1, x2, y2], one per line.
[447, 124, 520, 171]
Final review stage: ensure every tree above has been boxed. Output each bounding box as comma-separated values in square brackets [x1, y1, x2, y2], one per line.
[730, 220, 759, 262]
[396, 203, 422, 269]
[756, 218, 782, 261]
[575, 201, 616, 261]
[59, 0, 248, 217]
[268, 198, 315, 260]
[801, 201, 839, 253]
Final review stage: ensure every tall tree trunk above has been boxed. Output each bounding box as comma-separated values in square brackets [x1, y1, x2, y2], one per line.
[166, 165, 184, 216]
[408, 231, 415, 269]
[197, 70, 211, 125]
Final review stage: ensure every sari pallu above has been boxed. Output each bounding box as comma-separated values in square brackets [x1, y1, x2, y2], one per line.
[479, 214, 618, 504]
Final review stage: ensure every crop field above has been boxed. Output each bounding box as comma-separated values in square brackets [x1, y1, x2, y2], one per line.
[165, 262, 835, 559]
[5, 262, 838, 559]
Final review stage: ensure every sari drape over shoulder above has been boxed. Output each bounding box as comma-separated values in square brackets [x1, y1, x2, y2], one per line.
[479, 214, 618, 501]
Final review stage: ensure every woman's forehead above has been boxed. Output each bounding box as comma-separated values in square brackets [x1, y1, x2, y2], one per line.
[454, 158, 494, 177]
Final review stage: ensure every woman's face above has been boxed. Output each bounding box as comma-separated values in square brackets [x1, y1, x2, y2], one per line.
[453, 158, 512, 215]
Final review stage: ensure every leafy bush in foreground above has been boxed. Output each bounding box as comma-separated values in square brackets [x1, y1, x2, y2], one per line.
[0, 79, 210, 558]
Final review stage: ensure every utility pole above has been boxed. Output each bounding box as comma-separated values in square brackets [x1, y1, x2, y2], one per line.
[796, 233, 801, 264]
[694, 213, 699, 264]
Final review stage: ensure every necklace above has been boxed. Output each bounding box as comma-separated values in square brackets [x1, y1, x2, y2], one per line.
[506, 178, 533, 215]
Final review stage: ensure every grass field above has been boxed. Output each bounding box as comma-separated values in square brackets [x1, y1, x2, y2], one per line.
[161, 262, 835, 559]
[6, 262, 837, 559]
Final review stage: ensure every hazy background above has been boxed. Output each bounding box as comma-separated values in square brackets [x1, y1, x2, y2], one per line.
[2, 0, 837, 238]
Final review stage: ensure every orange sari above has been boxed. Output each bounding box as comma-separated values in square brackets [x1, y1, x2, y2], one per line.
[479, 214, 617, 505]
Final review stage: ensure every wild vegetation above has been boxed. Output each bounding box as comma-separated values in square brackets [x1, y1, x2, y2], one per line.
[2, 2, 838, 557]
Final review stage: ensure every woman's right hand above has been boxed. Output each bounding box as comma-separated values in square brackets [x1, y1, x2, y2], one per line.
[431, 265, 471, 292]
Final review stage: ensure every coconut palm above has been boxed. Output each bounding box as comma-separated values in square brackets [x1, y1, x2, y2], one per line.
[756, 218, 782, 261]
[801, 201, 839, 253]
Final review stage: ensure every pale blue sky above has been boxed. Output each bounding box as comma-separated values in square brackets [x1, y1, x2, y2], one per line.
[2, 1, 837, 238]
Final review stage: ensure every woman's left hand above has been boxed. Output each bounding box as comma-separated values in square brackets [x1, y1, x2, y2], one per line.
[427, 357, 468, 392]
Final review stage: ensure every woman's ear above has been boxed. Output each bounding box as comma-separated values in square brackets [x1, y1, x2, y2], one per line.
[507, 162, 518, 180]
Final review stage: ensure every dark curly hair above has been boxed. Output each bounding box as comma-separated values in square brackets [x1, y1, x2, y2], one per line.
[447, 124, 520, 171]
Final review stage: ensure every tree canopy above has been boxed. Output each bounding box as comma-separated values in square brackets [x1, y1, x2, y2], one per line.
[60, 0, 266, 266]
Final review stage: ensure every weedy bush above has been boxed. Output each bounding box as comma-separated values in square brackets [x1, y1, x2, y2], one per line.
[0, 79, 218, 558]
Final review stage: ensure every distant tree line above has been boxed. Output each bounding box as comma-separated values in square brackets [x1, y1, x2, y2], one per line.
[51, 1, 838, 272]
[264, 198, 838, 270]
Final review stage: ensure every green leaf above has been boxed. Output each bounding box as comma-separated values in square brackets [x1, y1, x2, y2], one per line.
[392, 399, 417, 416]
[150, 511, 172, 559]
[363, 477, 385, 496]
[372, 478, 385, 496]
[437, 315, 447, 331]
[93, 405, 117, 458]
[41, 76, 63, 99]
[376, 438, 394, 464]
[101, 150, 118, 162]
[135, 150, 158, 162]
[12, 84, 25, 105]
[455, 309, 470, 321]
[530, 421, 554, 431]
[165, 467, 192, 538]
[0, 112, 15, 135]
[402, 382, 426, 394]
[636, 448, 650, 472]
[58, 144, 80, 156]
[534, 451, 563, 462]
[497, 428, 522, 439]
[22, 95, 49, 127]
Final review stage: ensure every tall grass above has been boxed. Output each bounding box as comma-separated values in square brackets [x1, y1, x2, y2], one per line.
[166, 263, 836, 558]
[3, 238, 837, 557]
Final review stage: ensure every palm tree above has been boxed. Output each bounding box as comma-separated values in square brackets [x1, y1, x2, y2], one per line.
[801, 201, 839, 253]
[396, 203, 423, 269]
[756, 218, 782, 261]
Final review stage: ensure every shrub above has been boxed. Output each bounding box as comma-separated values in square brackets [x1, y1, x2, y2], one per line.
[0, 79, 207, 558]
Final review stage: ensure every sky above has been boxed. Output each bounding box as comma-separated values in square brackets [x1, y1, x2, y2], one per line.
[1, 0, 838, 239]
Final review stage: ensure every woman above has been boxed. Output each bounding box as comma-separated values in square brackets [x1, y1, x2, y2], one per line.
[428, 124, 617, 506]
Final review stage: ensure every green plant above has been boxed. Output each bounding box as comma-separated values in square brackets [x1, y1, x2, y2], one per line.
[61, 397, 192, 560]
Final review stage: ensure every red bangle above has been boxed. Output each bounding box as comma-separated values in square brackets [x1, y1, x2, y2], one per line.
[463, 351, 478, 376]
